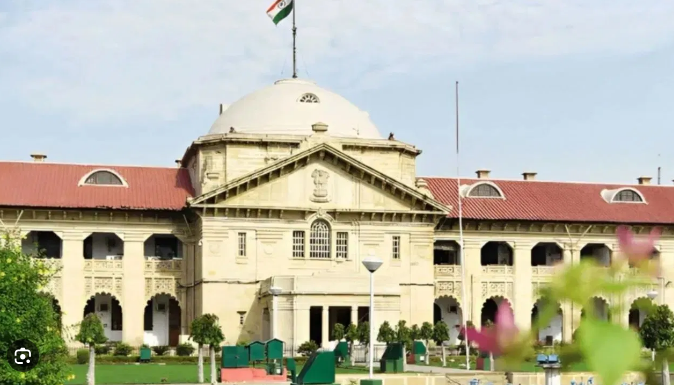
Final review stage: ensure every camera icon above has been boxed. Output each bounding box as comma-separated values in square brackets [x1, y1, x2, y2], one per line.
[14, 347, 32, 365]
[6, 339, 39, 372]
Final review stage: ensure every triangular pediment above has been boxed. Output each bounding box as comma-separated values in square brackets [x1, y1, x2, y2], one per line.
[189, 143, 450, 215]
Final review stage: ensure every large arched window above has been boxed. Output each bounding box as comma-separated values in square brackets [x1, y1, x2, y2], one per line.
[309, 220, 331, 259]
[468, 183, 503, 198]
[613, 189, 643, 202]
[80, 170, 125, 186]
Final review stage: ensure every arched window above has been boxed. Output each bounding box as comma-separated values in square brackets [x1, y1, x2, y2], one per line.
[84, 171, 123, 186]
[613, 189, 643, 202]
[298, 93, 320, 103]
[468, 183, 502, 198]
[309, 220, 331, 259]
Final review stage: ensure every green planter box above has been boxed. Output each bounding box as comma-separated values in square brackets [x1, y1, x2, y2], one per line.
[247, 341, 266, 362]
[265, 338, 284, 360]
[139, 347, 152, 363]
[222, 345, 249, 368]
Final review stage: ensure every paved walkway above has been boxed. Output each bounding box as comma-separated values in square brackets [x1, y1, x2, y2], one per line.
[406, 364, 471, 374]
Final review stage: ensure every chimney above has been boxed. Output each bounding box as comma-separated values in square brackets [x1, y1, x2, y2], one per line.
[175, 159, 182, 168]
[475, 169, 491, 179]
[30, 153, 47, 162]
[523, 172, 537, 181]
[638, 176, 652, 185]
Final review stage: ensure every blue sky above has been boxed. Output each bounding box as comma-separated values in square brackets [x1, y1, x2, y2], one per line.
[1, 0, 673, 184]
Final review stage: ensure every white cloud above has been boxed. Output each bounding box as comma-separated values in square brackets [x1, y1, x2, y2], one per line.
[0, 0, 673, 122]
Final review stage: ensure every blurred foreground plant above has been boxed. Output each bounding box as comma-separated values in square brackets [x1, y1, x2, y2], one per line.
[462, 225, 663, 385]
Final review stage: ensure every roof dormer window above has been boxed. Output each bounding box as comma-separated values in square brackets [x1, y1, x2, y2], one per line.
[79, 169, 128, 187]
[600, 188, 646, 204]
[298, 93, 320, 103]
[462, 182, 505, 199]
[614, 189, 643, 202]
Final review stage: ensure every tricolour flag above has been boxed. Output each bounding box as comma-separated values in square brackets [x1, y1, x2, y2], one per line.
[267, 0, 293, 25]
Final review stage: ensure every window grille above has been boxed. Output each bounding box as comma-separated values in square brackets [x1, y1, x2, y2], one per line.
[392, 236, 401, 260]
[336, 232, 348, 259]
[238, 232, 246, 257]
[292, 231, 305, 258]
[309, 220, 331, 259]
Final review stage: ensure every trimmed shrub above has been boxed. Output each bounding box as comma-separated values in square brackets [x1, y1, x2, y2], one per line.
[113, 342, 133, 356]
[297, 340, 319, 356]
[76, 349, 89, 364]
[153, 345, 170, 356]
[95, 344, 112, 355]
[176, 343, 196, 357]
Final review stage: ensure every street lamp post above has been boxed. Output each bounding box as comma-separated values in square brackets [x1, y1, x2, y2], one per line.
[270, 286, 282, 340]
[362, 256, 383, 380]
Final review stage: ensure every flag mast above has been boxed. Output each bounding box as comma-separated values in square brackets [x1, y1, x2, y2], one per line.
[292, 0, 297, 78]
[456, 80, 470, 370]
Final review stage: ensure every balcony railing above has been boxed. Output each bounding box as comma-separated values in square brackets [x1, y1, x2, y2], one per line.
[481, 265, 514, 275]
[84, 259, 124, 272]
[145, 259, 182, 272]
[531, 266, 556, 276]
[434, 265, 462, 278]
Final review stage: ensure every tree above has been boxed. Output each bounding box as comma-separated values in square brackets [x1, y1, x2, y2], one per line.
[344, 323, 359, 366]
[76, 313, 108, 385]
[332, 323, 345, 341]
[433, 321, 450, 345]
[377, 321, 395, 344]
[190, 314, 225, 385]
[395, 320, 412, 352]
[0, 230, 72, 385]
[640, 305, 674, 385]
[394, 320, 411, 370]
[357, 321, 370, 365]
[410, 324, 420, 341]
[420, 322, 434, 363]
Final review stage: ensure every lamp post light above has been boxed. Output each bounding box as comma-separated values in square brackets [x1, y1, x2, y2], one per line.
[269, 286, 282, 340]
[362, 256, 383, 380]
[647, 290, 658, 301]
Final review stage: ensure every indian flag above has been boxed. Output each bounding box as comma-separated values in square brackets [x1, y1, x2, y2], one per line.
[267, 0, 293, 25]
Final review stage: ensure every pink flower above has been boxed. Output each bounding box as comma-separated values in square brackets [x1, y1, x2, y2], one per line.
[461, 301, 518, 355]
[616, 225, 661, 274]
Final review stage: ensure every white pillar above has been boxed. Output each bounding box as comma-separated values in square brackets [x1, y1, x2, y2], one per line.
[272, 294, 278, 340]
[369, 271, 374, 379]
[322, 307, 330, 348]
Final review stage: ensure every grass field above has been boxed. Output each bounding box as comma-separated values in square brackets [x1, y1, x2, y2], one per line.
[65, 364, 384, 384]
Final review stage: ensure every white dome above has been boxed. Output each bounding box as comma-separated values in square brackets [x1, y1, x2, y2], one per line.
[209, 79, 382, 139]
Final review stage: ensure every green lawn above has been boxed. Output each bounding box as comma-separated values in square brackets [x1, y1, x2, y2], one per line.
[65, 364, 384, 384]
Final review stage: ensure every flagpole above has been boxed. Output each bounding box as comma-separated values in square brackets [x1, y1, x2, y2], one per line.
[456, 80, 470, 370]
[292, 0, 297, 78]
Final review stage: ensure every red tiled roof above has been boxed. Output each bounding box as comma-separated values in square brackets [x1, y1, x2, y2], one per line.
[0, 162, 194, 211]
[423, 177, 674, 225]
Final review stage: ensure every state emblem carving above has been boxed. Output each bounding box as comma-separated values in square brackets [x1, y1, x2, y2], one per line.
[310, 169, 330, 203]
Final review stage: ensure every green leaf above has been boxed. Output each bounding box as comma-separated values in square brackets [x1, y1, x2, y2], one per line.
[578, 318, 642, 385]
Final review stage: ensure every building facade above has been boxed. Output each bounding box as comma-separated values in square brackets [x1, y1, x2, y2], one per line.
[1, 78, 672, 350]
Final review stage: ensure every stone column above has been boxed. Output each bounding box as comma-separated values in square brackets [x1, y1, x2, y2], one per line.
[322, 306, 330, 348]
[513, 241, 534, 329]
[351, 306, 359, 326]
[562, 243, 578, 266]
[60, 231, 88, 345]
[462, 240, 483, 327]
[121, 233, 149, 346]
[294, 306, 311, 353]
[659, 244, 674, 309]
